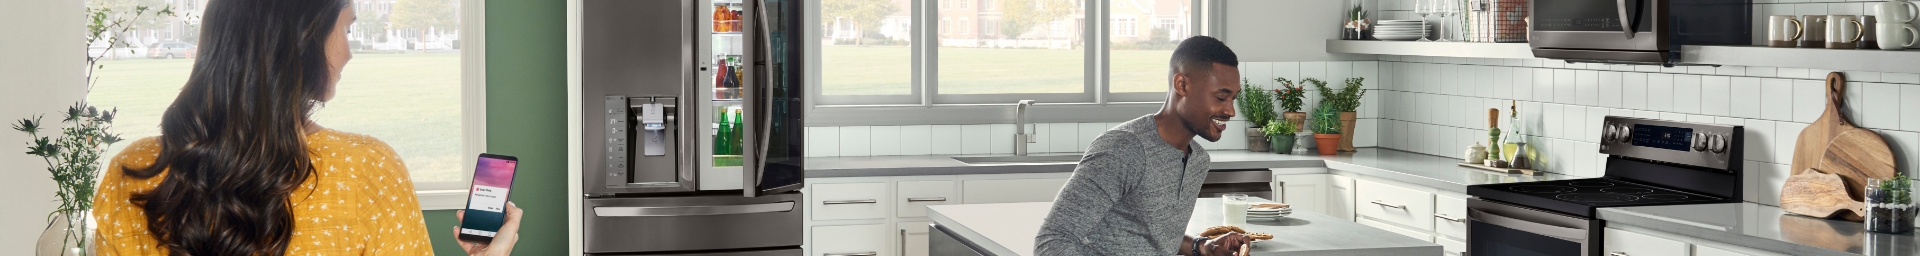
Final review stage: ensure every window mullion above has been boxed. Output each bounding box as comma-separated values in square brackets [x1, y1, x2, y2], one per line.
[918, 0, 936, 106]
[1091, 0, 1108, 104]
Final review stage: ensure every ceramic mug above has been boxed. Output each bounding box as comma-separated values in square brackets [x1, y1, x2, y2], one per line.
[1828, 15, 1867, 49]
[1879, 0, 1919, 23]
[1802, 15, 1829, 48]
[1864, 16, 1880, 49]
[1769, 15, 1805, 48]
[1879, 23, 1920, 50]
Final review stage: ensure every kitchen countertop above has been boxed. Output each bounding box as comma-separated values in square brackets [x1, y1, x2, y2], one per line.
[1599, 203, 1920, 256]
[808, 148, 1576, 193]
[927, 198, 1442, 256]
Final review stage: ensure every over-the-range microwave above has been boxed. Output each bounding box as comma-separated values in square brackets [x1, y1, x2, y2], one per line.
[1530, 0, 1751, 66]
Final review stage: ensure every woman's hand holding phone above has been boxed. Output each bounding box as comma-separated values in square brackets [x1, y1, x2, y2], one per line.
[455, 201, 523, 256]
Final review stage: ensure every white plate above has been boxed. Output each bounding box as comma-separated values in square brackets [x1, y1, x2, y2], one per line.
[1374, 35, 1425, 41]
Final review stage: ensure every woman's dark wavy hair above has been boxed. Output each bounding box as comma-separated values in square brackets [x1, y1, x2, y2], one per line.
[122, 0, 347, 255]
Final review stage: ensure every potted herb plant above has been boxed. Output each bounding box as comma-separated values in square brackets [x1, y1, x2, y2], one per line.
[1264, 120, 1299, 154]
[1867, 173, 1915, 234]
[1237, 79, 1278, 152]
[1311, 104, 1343, 155]
[1275, 78, 1307, 130]
[1316, 77, 1367, 152]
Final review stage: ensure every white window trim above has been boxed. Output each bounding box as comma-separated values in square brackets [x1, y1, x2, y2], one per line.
[416, 0, 487, 211]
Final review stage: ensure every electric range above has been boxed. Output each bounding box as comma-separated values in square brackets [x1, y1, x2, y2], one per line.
[1466, 116, 1743, 256]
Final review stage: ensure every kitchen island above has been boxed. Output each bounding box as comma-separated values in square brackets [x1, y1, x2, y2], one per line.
[926, 198, 1441, 256]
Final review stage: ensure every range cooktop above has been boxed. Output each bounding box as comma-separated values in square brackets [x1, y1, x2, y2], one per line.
[1468, 177, 1727, 218]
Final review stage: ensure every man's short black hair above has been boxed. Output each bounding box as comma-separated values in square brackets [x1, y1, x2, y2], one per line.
[1169, 36, 1238, 80]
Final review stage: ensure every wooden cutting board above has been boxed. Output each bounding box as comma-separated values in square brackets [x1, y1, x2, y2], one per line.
[1780, 171, 1866, 221]
[1787, 72, 1897, 201]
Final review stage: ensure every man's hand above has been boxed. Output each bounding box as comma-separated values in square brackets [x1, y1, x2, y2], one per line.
[454, 201, 523, 256]
[1202, 232, 1252, 256]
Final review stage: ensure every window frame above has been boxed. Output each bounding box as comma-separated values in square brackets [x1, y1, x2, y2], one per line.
[411, 0, 488, 210]
[808, 0, 1216, 117]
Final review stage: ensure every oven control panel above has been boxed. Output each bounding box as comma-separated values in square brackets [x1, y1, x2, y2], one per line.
[1599, 116, 1741, 170]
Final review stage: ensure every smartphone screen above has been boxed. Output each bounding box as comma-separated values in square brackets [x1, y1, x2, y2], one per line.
[458, 154, 518, 242]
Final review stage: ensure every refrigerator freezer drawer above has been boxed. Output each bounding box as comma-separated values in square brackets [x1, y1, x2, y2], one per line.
[584, 192, 804, 253]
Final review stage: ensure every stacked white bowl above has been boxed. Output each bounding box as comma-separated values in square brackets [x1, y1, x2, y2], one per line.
[1373, 20, 1430, 41]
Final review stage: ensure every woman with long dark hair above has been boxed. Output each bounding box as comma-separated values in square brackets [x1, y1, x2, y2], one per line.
[91, 0, 520, 255]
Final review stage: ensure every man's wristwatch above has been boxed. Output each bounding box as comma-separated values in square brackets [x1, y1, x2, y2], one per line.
[1191, 237, 1211, 256]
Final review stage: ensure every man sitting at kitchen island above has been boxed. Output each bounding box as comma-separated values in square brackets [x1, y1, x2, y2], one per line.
[1035, 36, 1252, 256]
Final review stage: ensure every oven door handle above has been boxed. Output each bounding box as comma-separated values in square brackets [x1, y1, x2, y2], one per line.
[593, 201, 796, 217]
[1617, 0, 1644, 39]
[1468, 208, 1589, 241]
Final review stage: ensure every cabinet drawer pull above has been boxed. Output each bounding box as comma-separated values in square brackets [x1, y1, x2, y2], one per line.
[822, 199, 878, 205]
[824, 252, 878, 256]
[1608, 252, 1628, 256]
[1435, 214, 1465, 222]
[1371, 200, 1407, 210]
[906, 197, 948, 202]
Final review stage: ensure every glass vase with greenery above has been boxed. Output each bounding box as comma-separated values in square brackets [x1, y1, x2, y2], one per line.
[1867, 173, 1915, 234]
[17, 105, 123, 256]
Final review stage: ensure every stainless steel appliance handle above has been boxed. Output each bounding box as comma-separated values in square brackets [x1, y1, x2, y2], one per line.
[1435, 213, 1466, 222]
[823, 199, 879, 205]
[1608, 253, 1629, 256]
[1371, 200, 1407, 210]
[1617, 0, 1643, 38]
[1468, 208, 1589, 240]
[740, 0, 775, 197]
[907, 197, 949, 202]
[592, 201, 796, 217]
[824, 253, 877, 256]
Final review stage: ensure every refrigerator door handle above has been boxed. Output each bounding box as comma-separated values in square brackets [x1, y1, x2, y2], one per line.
[742, 0, 776, 197]
[592, 201, 796, 217]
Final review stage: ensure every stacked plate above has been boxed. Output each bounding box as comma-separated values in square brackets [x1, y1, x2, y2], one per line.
[1373, 20, 1429, 41]
[1248, 203, 1292, 219]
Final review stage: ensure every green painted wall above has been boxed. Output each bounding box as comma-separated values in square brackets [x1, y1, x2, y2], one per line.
[421, 0, 569, 255]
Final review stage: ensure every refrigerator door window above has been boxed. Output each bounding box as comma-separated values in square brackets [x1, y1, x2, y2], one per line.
[743, 0, 805, 197]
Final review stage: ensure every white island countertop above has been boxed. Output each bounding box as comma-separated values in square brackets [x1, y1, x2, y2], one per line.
[927, 198, 1441, 256]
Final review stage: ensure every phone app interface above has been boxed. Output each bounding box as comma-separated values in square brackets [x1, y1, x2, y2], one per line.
[460, 157, 516, 237]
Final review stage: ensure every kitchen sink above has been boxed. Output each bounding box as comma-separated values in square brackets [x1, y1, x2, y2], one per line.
[950, 155, 1083, 164]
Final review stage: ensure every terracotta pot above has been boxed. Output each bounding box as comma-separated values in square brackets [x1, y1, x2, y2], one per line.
[1246, 127, 1270, 152]
[1314, 134, 1342, 155]
[1282, 112, 1308, 130]
[1338, 112, 1358, 152]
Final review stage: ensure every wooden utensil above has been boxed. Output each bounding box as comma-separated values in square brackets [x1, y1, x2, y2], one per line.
[1781, 171, 1867, 221]
[1788, 72, 1897, 201]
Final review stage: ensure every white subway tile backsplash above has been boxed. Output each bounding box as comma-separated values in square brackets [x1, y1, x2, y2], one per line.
[1535, 68, 1556, 101]
[1358, 62, 1381, 89]
[870, 126, 901, 156]
[1301, 62, 1329, 81]
[1886, 130, 1920, 176]
[1598, 72, 1623, 108]
[1647, 74, 1676, 111]
[931, 125, 962, 155]
[1775, 122, 1809, 166]
[1273, 62, 1302, 83]
[1556, 69, 1579, 104]
[839, 126, 873, 156]
[1793, 79, 1826, 123]
[1358, 119, 1379, 147]
[1026, 124, 1051, 153]
[1703, 76, 1733, 116]
[1851, 71, 1882, 83]
[1512, 67, 1536, 101]
[1544, 104, 1567, 139]
[1675, 75, 1704, 114]
[1745, 119, 1777, 163]
[1330, 62, 1355, 87]
[1716, 65, 1747, 76]
[1077, 123, 1108, 152]
[900, 125, 933, 156]
[960, 125, 990, 155]
[1047, 122, 1079, 153]
[808, 127, 841, 157]
[1746, 161, 1791, 205]
[988, 124, 1015, 154]
[1762, 79, 1796, 121]
[1863, 83, 1901, 130]
[1749, 66, 1779, 78]
[1243, 62, 1275, 88]
[1622, 73, 1649, 110]
[1779, 68, 1811, 79]
[1576, 70, 1599, 106]
[1688, 66, 1718, 75]
[1731, 77, 1763, 119]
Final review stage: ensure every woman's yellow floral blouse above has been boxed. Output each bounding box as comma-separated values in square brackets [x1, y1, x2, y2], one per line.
[92, 129, 434, 255]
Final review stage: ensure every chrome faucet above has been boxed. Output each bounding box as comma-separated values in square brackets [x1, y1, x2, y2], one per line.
[1014, 100, 1037, 156]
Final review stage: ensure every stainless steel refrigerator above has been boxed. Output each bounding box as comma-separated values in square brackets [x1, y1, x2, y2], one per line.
[576, 0, 805, 255]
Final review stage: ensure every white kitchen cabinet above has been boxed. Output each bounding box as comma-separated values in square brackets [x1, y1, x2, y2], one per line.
[813, 224, 892, 256]
[1273, 174, 1327, 215]
[1694, 245, 1749, 256]
[1436, 237, 1467, 256]
[896, 181, 956, 218]
[811, 182, 891, 221]
[1356, 179, 1437, 231]
[1433, 193, 1468, 240]
[1359, 217, 1434, 242]
[898, 221, 931, 256]
[961, 178, 1069, 204]
[1327, 175, 1356, 221]
[1605, 227, 1691, 256]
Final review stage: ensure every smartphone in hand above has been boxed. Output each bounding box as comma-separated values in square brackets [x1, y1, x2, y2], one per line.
[457, 153, 519, 243]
